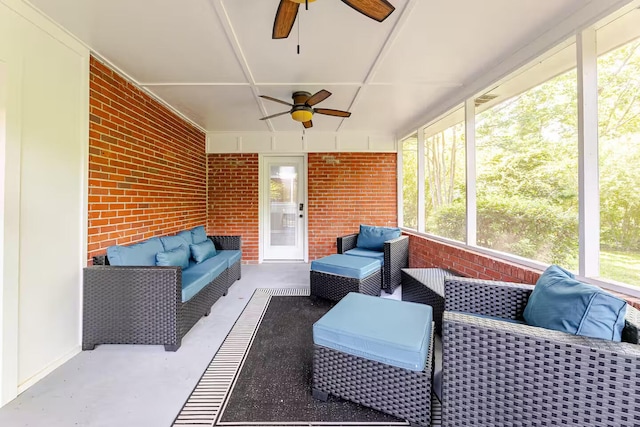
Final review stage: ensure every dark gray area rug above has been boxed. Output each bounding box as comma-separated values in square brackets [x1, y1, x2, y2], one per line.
[218, 295, 404, 424]
[173, 288, 440, 427]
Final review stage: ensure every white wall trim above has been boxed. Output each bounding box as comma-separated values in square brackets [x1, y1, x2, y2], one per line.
[17, 346, 80, 394]
[464, 98, 477, 246]
[208, 131, 396, 153]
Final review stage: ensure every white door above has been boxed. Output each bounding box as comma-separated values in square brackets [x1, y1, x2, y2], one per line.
[262, 156, 306, 261]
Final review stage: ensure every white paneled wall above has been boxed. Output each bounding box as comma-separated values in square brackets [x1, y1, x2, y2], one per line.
[0, 0, 88, 405]
[207, 132, 397, 154]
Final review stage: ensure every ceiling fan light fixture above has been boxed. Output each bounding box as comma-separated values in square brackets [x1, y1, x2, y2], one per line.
[291, 105, 314, 122]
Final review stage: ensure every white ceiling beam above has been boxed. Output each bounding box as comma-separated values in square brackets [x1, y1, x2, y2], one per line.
[336, 0, 420, 132]
[207, 0, 274, 131]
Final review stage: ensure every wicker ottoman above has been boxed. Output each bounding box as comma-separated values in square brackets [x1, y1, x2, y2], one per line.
[310, 254, 382, 301]
[312, 293, 434, 426]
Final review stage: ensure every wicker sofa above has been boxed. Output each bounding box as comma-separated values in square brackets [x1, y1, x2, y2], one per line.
[441, 276, 640, 427]
[83, 230, 241, 352]
[337, 226, 409, 293]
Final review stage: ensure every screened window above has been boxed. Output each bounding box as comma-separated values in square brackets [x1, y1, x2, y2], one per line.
[423, 108, 466, 241]
[475, 43, 579, 269]
[597, 10, 640, 285]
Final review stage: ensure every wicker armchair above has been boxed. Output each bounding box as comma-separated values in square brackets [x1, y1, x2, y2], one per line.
[83, 235, 241, 352]
[337, 233, 408, 293]
[441, 276, 640, 427]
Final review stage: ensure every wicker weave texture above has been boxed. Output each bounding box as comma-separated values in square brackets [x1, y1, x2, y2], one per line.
[384, 236, 409, 293]
[442, 311, 640, 427]
[402, 268, 456, 335]
[310, 270, 381, 302]
[313, 341, 433, 426]
[83, 266, 181, 349]
[336, 233, 409, 293]
[209, 235, 241, 251]
[444, 277, 534, 320]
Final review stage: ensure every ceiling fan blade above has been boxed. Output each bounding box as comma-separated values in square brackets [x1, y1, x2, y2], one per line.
[259, 95, 294, 107]
[260, 111, 290, 120]
[314, 108, 352, 118]
[272, 0, 299, 39]
[341, 0, 395, 22]
[303, 120, 313, 129]
[305, 90, 332, 107]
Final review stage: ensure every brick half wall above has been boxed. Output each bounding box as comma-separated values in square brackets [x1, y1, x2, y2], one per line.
[88, 56, 207, 262]
[308, 153, 397, 260]
[207, 154, 259, 263]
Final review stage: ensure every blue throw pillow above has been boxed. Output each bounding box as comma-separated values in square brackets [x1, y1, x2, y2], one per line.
[523, 265, 627, 341]
[356, 224, 401, 251]
[106, 237, 164, 266]
[177, 230, 193, 245]
[191, 226, 208, 244]
[190, 240, 216, 264]
[156, 245, 190, 269]
[160, 235, 190, 251]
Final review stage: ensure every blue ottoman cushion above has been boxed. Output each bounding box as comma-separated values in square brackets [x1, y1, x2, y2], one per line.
[313, 292, 433, 371]
[344, 248, 385, 265]
[311, 254, 381, 280]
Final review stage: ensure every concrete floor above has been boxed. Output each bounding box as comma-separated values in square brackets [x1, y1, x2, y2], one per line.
[0, 263, 402, 427]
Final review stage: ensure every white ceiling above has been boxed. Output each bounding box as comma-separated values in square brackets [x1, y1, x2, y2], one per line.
[27, 0, 600, 135]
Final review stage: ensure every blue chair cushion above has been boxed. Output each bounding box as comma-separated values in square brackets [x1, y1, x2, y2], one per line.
[214, 250, 242, 268]
[190, 240, 216, 264]
[106, 237, 164, 266]
[313, 293, 433, 371]
[356, 224, 401, 251]
[160, 235, 190, 252]
[156, 245, 189, 269]
[177, 230, 193, 246]
[523, 265, 627, 341]
[311, 254, 381, 280]
[191, 226, 208, 244]
[344, 248, 385, 265]
[181, 255, 227, 302]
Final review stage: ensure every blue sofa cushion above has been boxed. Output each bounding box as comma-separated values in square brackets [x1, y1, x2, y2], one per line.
[523, 265, 627, 341]
[160, 235, 190, 252]
[344, 248, 385, 265]
[190, 240, 216, 264]
[313, 293, 433, 371]
[214, 250, 242, 268]
[156, 245, 189, 269]
[177, 230, 193, 245]
[181, 256, 227, 302]
[311, 254, 381, 280]
[191, 226, 208, 244]
[356, 224, 401, 251]
[107, 237, 164, 266]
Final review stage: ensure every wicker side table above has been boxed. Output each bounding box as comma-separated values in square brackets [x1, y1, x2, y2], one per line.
[401, 268, 458, 335]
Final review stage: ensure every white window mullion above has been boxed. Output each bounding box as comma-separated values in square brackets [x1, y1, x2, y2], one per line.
[417, 129, 425, 233]
[465, 98, 477, 246]
[577, 28, 600, 277]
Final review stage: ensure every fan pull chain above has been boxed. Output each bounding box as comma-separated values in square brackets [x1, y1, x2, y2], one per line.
[297, 8, 301, 54]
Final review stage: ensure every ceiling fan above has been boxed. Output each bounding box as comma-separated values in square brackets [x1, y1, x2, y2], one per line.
[273, 0, 395, 39]
[259, 90, 351, 129]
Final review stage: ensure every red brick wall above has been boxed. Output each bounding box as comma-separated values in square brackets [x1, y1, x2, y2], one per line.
[207, 154, 259, 263]
[407, 231, 541, 284]
[87, 56, 207, 262]
[308, 153, 397, 260]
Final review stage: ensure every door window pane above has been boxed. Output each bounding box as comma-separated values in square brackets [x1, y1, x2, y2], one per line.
[270, 165, 297, 246]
